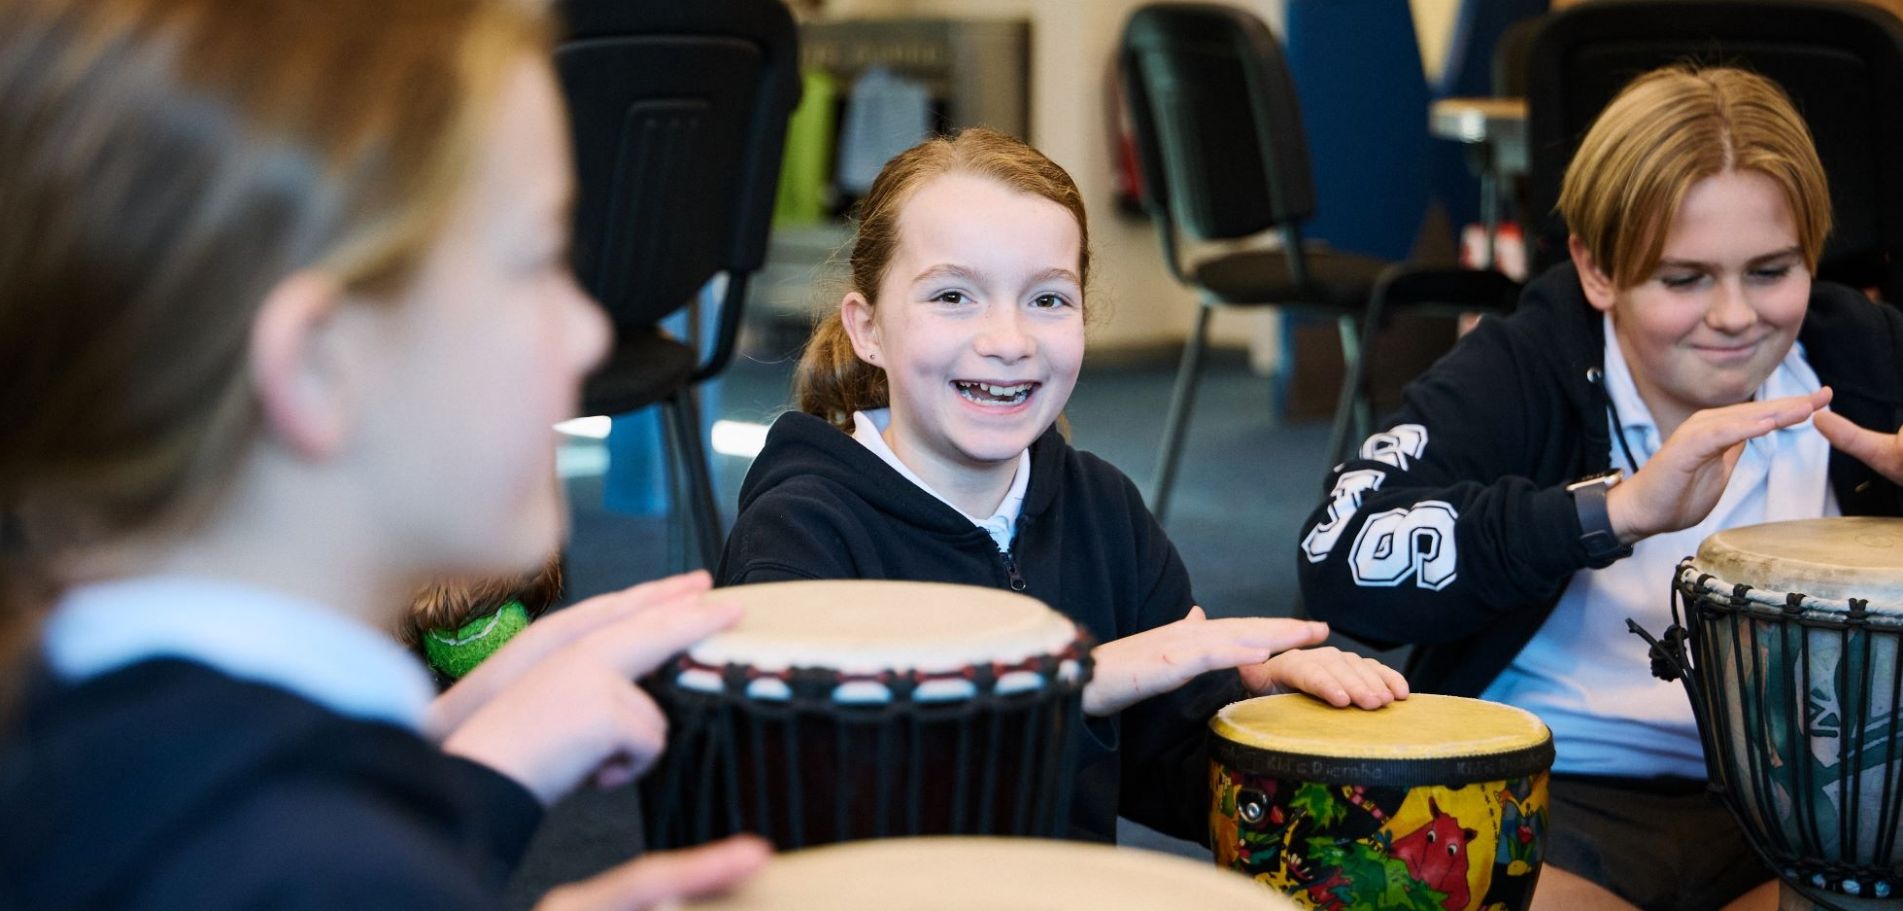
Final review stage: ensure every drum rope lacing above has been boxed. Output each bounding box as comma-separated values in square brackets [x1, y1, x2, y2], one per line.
[641, 647, 1095, 850]
[1629, 559, 1903, 906]
[1672, 566, 1903, 629]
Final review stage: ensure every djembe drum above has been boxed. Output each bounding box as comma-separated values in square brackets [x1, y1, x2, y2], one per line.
[684, 836, 1294, 909]
[641, 580, 1092, 849]
[1635, 517, 1903, 910]
[1209, 693, 1554, 911]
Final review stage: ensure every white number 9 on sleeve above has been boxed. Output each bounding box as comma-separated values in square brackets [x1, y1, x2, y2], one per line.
[1348, 502, 1459, 590]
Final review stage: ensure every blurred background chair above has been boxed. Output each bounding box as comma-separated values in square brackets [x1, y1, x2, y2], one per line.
[1121, 1, 1431, 523]
[554, 0, 800, 568]
[1525, 0, 1903, 297]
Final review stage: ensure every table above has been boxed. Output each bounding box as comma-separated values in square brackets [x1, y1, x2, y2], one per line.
[1429, 97, 1527, 270]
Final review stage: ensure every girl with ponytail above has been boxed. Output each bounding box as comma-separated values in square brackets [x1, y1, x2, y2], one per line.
[720, 128, 1408, 844]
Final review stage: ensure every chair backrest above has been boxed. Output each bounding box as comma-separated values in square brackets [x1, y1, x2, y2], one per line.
[1524, 0, 1903, 291]
[555, 0, 800, 334]
[1441, 0, 1549, 98]
[1493, 14, 1545, 98]
[1121, 2, 1316, 254]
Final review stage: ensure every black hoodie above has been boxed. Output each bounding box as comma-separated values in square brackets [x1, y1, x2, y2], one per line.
[0, 658, 541, 910]
[719, 412, 1245, 845]
[1298, 262, 1903, 698]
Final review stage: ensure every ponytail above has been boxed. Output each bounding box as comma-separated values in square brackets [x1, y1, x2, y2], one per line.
[792, 311, 887, 432]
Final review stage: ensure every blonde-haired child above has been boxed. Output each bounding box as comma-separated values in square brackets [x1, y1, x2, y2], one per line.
[0, 1, 761, 907]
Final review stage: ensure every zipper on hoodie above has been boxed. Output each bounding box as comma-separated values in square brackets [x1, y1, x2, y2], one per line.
[999, 550, 1027, 592]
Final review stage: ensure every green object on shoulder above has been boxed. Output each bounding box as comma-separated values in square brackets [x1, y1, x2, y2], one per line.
[423, 600, 530, 680]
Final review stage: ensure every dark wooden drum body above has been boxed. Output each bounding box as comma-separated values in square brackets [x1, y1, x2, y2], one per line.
[1209, 694, 1553, 911]
[641, 580, 1091, 849]
[1651, 517, 1903, 910]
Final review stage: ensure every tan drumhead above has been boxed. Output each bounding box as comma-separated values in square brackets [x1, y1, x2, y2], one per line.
[683, 837, 1293, 909]
[691, 580, 1080, 674]
[1693, 517, 1903, 611]
[1211, 693, 1550, 759]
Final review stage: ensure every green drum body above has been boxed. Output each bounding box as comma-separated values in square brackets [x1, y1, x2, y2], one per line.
[1210, 694, 1553, 911]
[1653, 518, 1903, 910]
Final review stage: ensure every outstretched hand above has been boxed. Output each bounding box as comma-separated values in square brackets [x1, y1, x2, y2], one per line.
[535, 835, 770, 911]
[1814, 409, 1903, 486]
[1606, 388, 1831, 543]
[1084, 607, 1329, 717]
[1239, 646, 1409, 709]
[439, 583, 741, 805]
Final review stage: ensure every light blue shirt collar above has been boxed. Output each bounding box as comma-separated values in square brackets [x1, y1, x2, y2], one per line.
[42, 575, 435, 731]
[1480, 316, 1835, 778]
[851, 408, 1031, 553]
[1599, 312, 1821, 471]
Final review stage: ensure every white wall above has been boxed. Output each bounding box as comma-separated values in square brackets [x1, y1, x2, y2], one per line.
[812, 0, 1455, 354]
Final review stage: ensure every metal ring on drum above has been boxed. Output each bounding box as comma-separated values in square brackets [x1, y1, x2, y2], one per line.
[640, 580, 1094, 850]
[1208, 693, 1555, 911]
[1631, 516, 1903, 911]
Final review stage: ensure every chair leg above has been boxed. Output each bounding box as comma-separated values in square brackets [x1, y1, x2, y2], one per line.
[1325, 302, 1379, 467]
[1151, 303, 1214, 524]
[656, 404, 689, 572]
[661, 389, 724, 572]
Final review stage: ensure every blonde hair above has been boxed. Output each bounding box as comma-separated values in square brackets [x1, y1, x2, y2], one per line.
[1559, 65, 1830, 288]
[0, 0, 548, 673]
[794, 128, 1091, 431]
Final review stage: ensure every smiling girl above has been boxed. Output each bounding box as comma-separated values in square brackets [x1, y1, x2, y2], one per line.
[1296, 66, 1903, 910]
[718, 128, 1408, 846]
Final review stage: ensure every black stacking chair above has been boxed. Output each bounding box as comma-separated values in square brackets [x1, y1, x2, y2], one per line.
[554, 0, 800, 568]
[1121, 2, 1400, 523]
[1524, 0, 1903, 295]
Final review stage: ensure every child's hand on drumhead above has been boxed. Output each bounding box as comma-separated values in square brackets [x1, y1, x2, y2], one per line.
[1240, 647, 1409, 709]
[536, 834, 771, 911]
[1083, 607, 1329, 717]
[1608, 388, 1830, 543]
[440, 592, 743, 805]
[426, 570, 714, 740]
[1813, 409, 1903, 485]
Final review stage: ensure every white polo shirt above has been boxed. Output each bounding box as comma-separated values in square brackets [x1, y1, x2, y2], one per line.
[1480, 315, 1838, 778]
[851, 408, 1030, 553]
[42, 575, 435, 731]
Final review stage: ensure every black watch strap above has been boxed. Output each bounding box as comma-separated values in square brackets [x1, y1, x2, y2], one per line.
[1567, 472, 1632, 565]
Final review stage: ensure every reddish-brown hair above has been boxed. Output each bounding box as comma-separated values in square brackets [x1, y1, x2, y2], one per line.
[399, 555, 564, 648]
[794, 128, 1091, 431]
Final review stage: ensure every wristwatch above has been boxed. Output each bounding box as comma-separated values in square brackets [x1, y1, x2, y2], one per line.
[1566, 470, 1633, 564]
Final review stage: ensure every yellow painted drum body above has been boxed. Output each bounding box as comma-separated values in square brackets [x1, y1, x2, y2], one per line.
[1659, 518, 1903, 909]
[685, 836, 1296, 910]
[1209, 694, 1553, 911]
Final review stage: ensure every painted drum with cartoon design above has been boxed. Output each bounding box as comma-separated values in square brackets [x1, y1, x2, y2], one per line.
[1210, 694, 1553, 911]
